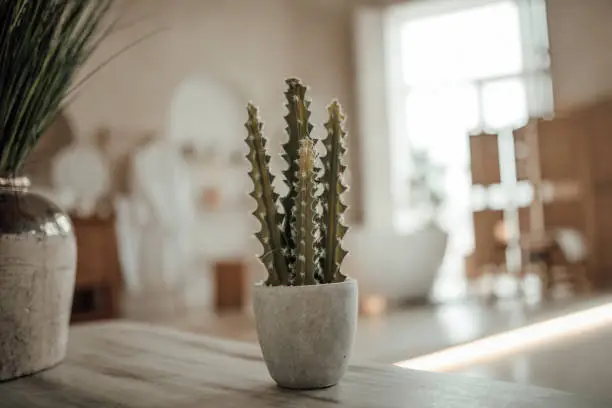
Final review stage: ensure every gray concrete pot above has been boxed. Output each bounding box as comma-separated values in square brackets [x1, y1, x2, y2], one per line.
[253, 279, 358, 389]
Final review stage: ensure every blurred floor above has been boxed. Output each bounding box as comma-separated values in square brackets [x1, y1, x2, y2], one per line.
[455, 323, 612, 399]
[165, 292, 612, 365]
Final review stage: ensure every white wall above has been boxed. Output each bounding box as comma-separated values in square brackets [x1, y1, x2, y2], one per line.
[353, 7, 394, 230]
[65, 0, 612, 227]
[67, 0, 363, 217]
[70, 0, 292, 138]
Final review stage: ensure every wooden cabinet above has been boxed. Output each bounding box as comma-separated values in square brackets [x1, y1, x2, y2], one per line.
[529, 100, 612, 287]
[469, 99, 612, 289]
[71, 215, 123, 322]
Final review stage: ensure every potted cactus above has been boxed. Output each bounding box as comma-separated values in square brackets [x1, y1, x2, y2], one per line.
[245, 79, 357, 390]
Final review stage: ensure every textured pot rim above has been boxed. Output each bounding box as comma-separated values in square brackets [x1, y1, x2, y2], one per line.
[0, 176, 30, 191]
[253, 277, 357, 292]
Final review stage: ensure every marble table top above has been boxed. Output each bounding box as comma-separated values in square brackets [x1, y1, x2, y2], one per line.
[1, 321, 611, 407]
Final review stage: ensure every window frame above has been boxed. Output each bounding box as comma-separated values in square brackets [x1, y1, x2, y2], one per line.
[383, 0, 552, 226]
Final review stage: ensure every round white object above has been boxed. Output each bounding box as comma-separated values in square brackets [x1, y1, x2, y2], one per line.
[51, 142, 111, 211]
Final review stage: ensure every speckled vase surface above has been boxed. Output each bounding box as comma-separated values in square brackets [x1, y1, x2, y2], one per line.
[0, 177, 76, 381]
[253, 279, 358, 390]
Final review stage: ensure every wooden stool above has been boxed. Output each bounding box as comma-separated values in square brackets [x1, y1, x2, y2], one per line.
[214, 260, 247, 312]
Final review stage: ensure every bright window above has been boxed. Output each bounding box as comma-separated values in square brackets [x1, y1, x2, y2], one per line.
[385, 0, 552, 299]
[400, 2, 524, 85]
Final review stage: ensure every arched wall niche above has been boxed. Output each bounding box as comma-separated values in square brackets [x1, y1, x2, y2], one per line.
[168, 73, 247, 151]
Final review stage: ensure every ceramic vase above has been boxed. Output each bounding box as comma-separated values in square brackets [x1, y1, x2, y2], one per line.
[0, 176, 76, 381]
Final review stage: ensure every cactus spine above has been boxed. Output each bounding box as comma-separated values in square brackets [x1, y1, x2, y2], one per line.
[321, 101, 349, 283]
[245, 103, 289, 286]
[246, 79, 349, 286]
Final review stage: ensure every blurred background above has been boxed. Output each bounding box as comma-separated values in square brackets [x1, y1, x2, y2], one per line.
[23, 0, 612, 400]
